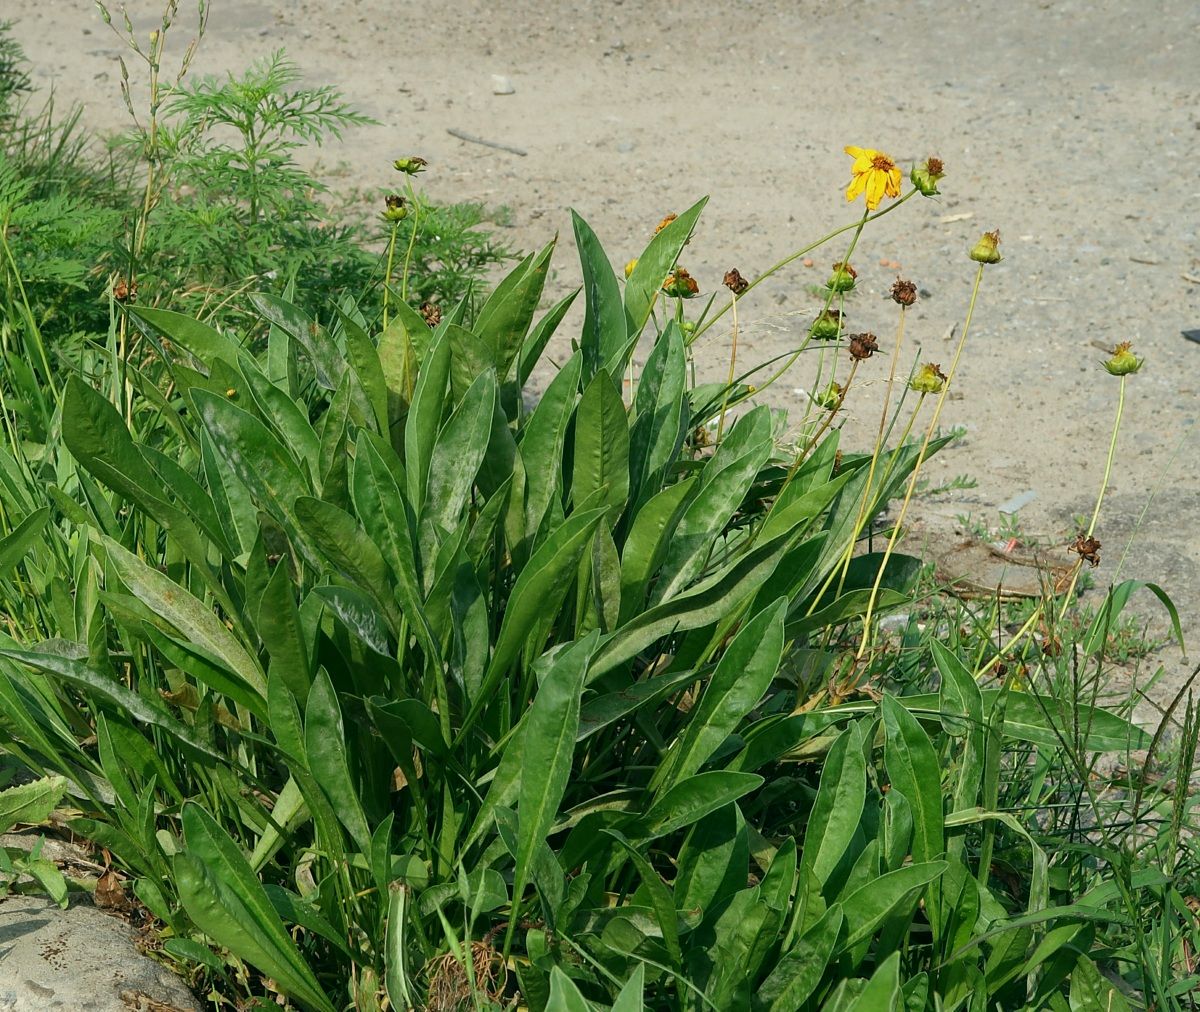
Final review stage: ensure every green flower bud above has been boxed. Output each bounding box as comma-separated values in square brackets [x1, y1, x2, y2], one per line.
[1103, 341, 1143, 376]
[910, 157, 944, 197]
[382, 194, 409, 222]
[969, 229, 1002, 264]
[909, 362, 947, 394]
[809, 309, 843, 341]
[826, 261, 857, 292]
[813, 381, 843, 411]
[393, 156, 428, 175]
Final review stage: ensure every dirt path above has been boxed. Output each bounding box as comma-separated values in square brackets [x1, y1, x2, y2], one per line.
[10, 0, 1199, 713]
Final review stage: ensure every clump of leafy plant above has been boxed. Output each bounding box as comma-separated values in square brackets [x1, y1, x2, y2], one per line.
[0, 113, 1190, 1012]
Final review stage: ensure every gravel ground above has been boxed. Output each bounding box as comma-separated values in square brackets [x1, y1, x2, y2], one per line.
[8, 0, 1199, 715]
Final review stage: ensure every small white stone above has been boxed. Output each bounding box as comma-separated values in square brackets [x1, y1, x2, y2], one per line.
[491, 74, 515, 95]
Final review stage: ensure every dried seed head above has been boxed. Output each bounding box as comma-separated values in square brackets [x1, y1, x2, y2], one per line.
[911, 156, 945, 196]
[420, 301, 442, 327]
[909, 362, 947, 394]
[1068, 533, 1102, 567]
[848, 332, 880, 360]
[382, 193, 409, 222]
[723, 268, 749, 295]
[393, 156, 428, 174]
[113, 277, 137, 302]
[890, 277, 918, 306]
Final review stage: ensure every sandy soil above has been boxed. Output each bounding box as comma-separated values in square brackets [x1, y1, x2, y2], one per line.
[9, 0, 1200, 715]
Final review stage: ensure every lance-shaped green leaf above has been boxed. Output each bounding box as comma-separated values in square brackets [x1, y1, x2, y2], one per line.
[512, 633, 598, 928]
[882, 694, 944, 865]
[249, 292, 342, 392]
[176, 805, 335, 1012]
[572, 210, 625, 381]
[304, 669, 372, 855]
[0, 506, 49, 576]
[102, 535, 265, 698]
[474, 239, 555, 378]
[571, 369, 629, 521]
[656, 599, 786, 793]
[628, 322, 687, 504]
[519, 351, 582, 541]
[799, 720, 866, 890]
[127, 304, 242, 371]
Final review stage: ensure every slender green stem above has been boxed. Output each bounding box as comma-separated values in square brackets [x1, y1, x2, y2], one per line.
[382, 221, 399, 328]
[715, 292, 741, 442]
[1056, 375, 1127, 621]
[692, 190, 916, 343]
[857, 263, 987, 658]
[399, 185, 421, 304]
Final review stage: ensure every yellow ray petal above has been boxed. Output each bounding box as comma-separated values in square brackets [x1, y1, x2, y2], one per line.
[846, 173, 868, 203]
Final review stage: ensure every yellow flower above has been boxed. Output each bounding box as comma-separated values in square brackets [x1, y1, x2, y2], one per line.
[844, 146, 902, 211]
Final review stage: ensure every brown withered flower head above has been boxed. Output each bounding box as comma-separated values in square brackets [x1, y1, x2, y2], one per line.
[890, 278, 918, 306]
[1068, 533, 1102, 567]
[655, 212, 678, 235]
[420, 301, 442, 327]
[723, 268, 749, 295]
[848, 332, 880, 360]
[113, 277, 137, 303]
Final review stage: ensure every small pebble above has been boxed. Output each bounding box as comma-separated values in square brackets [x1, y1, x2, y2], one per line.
[491, 74, 516, 95]
[802, 258, 814, 267]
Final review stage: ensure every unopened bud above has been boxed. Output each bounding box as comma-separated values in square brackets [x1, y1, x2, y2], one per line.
[909, 362, 947, 394]
[662, 267, 699, 299]
[382, 194, 409, 222]
[969, 229, 1002, 264]
[1103, 341, 1143, 376]
[911, 157, 944, 197]
[624, 258, 638, 279]
[827, 261, 857, 292]
[809, 309, 843, 342]
[393, 156, 428, 175]
[813, 381, 843, 410]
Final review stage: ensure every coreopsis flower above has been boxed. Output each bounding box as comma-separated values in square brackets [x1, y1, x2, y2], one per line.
[1103, 341, 1143, 376]
[662, 267, 699, 298]
[382, 194, 409, 222]
[393, 156, 428, 175]
[624, 258, 639, 279]
[891, 278, 918, 306]
[809, 308, 843, 341]
[844, 146, 903, 211]
[969, 229, 1002, 264]
[909, 362, 947, 393]
[911, 157, 945, 197]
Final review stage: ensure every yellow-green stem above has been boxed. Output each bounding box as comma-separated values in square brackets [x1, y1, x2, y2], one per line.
[715, 292, 741, 442]
[1056, 374, 1127, 622]
[856, 263, 987, 658]
[382, 222, 400, 328]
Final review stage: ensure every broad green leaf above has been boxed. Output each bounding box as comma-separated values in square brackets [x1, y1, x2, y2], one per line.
[474, 240, 554, 378]
[304, 669, 372, 855]
[605, 830, 682, 969]
[618, 477, 695, 624]
[882, 694, 945, 865]
[295, 497, 402, 632]
[571, 369, 630, 521]
[0, 506, 49, 575]
[572, 210, 625, 381]
[611, 964, 646, 1012]
[628, 322, 687, 504]
[422, 370, 496, 548]
[102, 536, 265, 698]
[844, 951, 901, 1011]
[675, 803, 749, 922]
[1083, 579, 1184, 654]
[546, 966, 592, 1012]
[404, 330, 451, 511]
[127, 304, 241, 370]
[249, 292, 342, 391]
[176, 805, 335, 1012]
[465, 507, 607, 729]
[754, 905, 843, 1012]
[519, 288, 580, 387]
[640, 771, 763, 839]
[513, 634, 598, 920]
[591, 525, 796, 682]
[656, 599, 786, 792]
[650, 406, 773, 605]
[838, 861, 947, 951]
[0, 775, 67, 833]
[238, 357, 321, 475]
[520, 351, 583, 544]
[800, 721, 866, 890]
